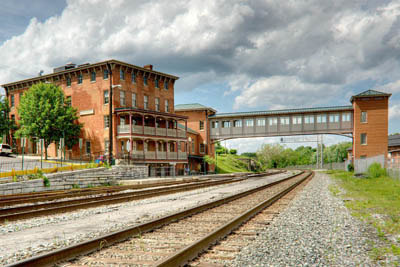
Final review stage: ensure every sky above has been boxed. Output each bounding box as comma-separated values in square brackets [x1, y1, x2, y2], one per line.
[0, 0, 400, 153]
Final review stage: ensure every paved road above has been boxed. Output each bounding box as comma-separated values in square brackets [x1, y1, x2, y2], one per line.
[0, 155, 60, 172]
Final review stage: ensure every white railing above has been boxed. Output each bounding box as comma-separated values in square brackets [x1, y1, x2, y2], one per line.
[158, 151, 167, 159]
[145, 151, 156, 159]
[167, 129, 177, 137]
[168, 153, 178, 160]
[144, 126, 156, 135]
[178, 152, 187, 160]
[156, 128, 167, 136]
[133, 125, 142, 134]
[117, 125, 130, 134]
[178, 130, 186, 138]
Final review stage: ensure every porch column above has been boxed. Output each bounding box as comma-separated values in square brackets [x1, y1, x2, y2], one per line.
[175, 141, 178, 159]
[155, 117, 157, 136]
[175, 120, 178, 137]
[129, 112, 133, 156]
[143, 140, 146, 159]
[142, 114, 145, 135]
[166, 141, 169, 160]
[155, 141, 158, 160]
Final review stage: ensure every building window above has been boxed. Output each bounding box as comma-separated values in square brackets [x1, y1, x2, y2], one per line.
[361, 111, 367, 123]
[329, 114, 339, 123]
[103, 69, 109, 80]
[120, 69, 125, 80]
[165, 99, 169, 112]
[66, 96, 72, 107]
[104, 90, 109, 104]
[144, 95, 149, 109]
[10, 95, 14, 107]
[144, 75, 148, 86]
[155, 78, 159, 88]
[132, 93, 137, 107]
[104, 115, 109, 128]
[222, 121, 231, 128]
[317, 114, 327, 123]
[164, 80, 168, 90]
[131, 72, 136, 83]
[105, 140, 109, 153]
[120, 91, 126, 106]
[280, 117, 289, 125]
[86, 141, 91, 154]
[200, 144, 206, 154]
[292, 116, 302, 125]
[342, 113, 351, 122]
[90, 71, 96, 82]
[257, 118, 266, 126]
[304, 115, 314, 124]
[155, 98, 160, 111]
[199, 121, 204, 130]
[234, 120, 242, 127]
[246, 119, 254, 127]
[269, 117, 277, 126]
[212, 121, 219, 128]
[361, 133, 367, 145]
[66, 77, 71, 87]
[78, 74, 83, 84]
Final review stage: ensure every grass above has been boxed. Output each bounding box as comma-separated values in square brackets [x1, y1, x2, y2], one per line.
[215, 154, 251, 174]
[327, 170, 400, 263]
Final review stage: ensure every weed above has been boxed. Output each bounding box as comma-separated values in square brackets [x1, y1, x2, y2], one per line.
[367, 163, 386, 178]
[43, 177, 50, 187]
[72, 184, 80, 189]
[86, 183, 93, 188]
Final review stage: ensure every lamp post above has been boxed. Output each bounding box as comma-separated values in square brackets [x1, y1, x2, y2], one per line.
[106, 62, 122, 165]
[188, 137, 192, 174]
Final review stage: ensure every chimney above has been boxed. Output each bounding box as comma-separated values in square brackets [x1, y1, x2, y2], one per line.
[144, 64, 153, 70]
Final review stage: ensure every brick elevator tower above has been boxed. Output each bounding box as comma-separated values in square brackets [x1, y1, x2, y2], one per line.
[351, 90, 391, 172]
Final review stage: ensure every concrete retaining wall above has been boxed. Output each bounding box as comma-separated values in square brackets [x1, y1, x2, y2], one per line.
[0, 164, 148, 195]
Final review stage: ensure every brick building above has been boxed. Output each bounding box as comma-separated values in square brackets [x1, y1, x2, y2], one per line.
[174, 104, 217, 172]
[2, 59, 194, 172]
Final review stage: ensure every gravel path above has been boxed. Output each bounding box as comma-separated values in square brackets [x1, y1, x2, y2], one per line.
[0, 171, 295, 265]
[233, 172, 379, 267]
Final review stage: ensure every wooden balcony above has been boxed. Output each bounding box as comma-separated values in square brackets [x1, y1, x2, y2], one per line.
[117, 125, 187, 138]
[119, 150, 188, 161]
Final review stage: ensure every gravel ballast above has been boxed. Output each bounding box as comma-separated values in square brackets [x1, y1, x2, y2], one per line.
[233, 172, 379, 267]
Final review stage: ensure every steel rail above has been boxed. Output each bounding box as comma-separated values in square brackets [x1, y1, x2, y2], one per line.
[0, 178, 236, 215]
[157, 171, 313, 266]
[7, 171, 303, 267]
[0, 177, 246, 223]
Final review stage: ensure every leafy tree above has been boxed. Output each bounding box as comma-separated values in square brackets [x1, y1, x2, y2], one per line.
[241, 152, 257, 158]
[0, 96, 17, 143]
[16, 83, 82, 159]
[215, 141, 228, 155]
[229, 149, 237, 155]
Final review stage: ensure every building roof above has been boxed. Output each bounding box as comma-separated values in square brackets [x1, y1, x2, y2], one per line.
[350, 89, 391, 102]
[208, 105, 353, 119]
[2, 59, 179, 90]
[389, 134, 400, 147]
[175, 103, 216, 113]
[178, 123, 199, 135]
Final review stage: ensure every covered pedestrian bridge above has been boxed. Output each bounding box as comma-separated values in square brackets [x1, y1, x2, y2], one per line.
[209, 105, 354, 141]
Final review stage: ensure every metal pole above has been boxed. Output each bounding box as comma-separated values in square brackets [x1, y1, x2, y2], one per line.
[21, 139, 24, 171]
[40, 140, 43, 169]
[321, 135, 324, 169]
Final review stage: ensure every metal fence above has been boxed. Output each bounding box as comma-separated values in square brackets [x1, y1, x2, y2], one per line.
[286, 162, 346, 170]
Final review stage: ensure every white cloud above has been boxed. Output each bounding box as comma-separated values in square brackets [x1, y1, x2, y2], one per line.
[389, 104, 400, 119]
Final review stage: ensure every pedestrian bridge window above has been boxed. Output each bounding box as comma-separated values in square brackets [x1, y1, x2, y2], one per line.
[212, 121, 219, 128]
[280, 117, 289, 125]
[304, 115, 314, 124]
[234, 120, 242, 127]
[222, 121, 231, 128]
[269, 117, 277, 126]
[317, 114, 327, 123]
[292, 116, 302, 125]
[342, 113, 351, 122]
[257, 118, 266, 126]
[329, 114, 339, 123]
[245, 119, 254, 127]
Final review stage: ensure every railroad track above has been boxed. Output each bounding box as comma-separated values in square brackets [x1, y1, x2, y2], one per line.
[7, 170, 311, 267]
[0, 177, 246, 223]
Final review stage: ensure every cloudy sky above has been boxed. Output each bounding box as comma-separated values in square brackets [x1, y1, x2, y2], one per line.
[1, 0, 400, 153]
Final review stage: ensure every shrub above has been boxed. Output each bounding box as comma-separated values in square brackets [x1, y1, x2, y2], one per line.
[43, 177, 51, 187]
[347, 163, 354, 172]
[367, 162, 386, 178]
[229, 149, 237, 155]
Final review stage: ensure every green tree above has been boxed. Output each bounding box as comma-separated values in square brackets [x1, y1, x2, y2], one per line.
[16, 83, 82, 159]
[0, 96, 17, 143]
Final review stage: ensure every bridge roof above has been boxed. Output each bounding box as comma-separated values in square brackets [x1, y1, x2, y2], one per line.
[209, 105, 353, 119]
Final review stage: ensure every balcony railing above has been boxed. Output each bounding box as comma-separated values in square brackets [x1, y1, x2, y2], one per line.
[117, 125, 187, 138]
[120, 151, 187, 161]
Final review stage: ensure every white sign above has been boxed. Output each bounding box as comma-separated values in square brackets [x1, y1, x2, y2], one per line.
[79, 109, 95, 116]
[79, 138, 83, 149]
[126, 140, 131, 152]
[21, 137, 26, 147]
[60, 138, 65, 148]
